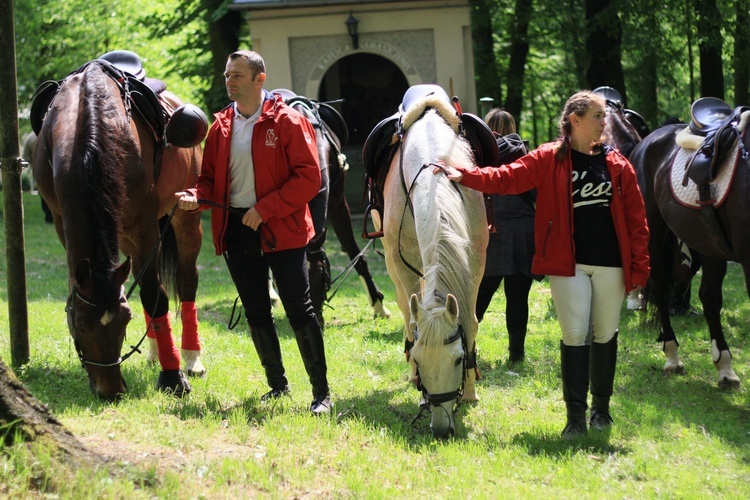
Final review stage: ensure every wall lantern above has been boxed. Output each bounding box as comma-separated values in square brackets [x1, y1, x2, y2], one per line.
[345, 11, 359, 49]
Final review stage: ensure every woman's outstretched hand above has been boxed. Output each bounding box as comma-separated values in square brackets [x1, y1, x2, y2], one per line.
[432, 161, 463, 182]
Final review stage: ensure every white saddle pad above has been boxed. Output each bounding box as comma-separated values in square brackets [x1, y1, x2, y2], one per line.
[670, 130, 740, 209]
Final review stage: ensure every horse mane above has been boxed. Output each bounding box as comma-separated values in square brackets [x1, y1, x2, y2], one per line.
[605, 108, 642, 158]
[411, 110, 475, 351]
[71, 64, 127, 277]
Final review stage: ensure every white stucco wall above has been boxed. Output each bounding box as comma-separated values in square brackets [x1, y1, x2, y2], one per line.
[241, 0, 477, 112]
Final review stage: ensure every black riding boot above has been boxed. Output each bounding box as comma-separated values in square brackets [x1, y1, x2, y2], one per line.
[293, 318, 332, 415]
[560, 342, 590, 439]
[508, 328, 526, 363]
[249, 323, 290, 401]
[589, 332, 618, 430]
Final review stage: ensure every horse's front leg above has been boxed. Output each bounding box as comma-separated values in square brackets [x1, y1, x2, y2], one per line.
[130, 234, 191, 397]
[700, 257, 740, 389]
[169, 209, 206, 377]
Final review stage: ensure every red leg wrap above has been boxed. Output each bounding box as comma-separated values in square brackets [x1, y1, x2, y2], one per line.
[180, 301, 201, 351]
[151, 313, 180, 371]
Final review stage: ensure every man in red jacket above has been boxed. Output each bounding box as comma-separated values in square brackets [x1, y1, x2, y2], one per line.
[176, 50, 331, 414]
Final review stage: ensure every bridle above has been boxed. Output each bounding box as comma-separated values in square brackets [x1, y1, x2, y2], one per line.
[405, 322, 468, 426]
[65, 205, 179, 370]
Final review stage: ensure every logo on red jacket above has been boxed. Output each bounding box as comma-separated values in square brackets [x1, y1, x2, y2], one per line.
[265, 129, 277, 147]
[304, 131, 313, 144]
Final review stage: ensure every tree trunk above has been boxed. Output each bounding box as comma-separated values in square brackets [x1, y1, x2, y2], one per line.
[0, 359, 106, 470]
[694, 0, 724, 99]
[505, 0, 534, 127]
[734, 0, 750, 105]
[204, 0, 244, 112]
[470, 0, 503, 106]
[585, 0, 626, 103]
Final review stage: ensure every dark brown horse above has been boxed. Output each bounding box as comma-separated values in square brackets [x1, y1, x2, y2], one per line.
[273, 90, 391, 326]
[629, 120, 746, 389]
[31, 61, 205, 400]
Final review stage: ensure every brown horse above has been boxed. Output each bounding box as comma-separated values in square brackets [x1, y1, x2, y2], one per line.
[31, 61, 205, 400]
[629, 120, 746, 389]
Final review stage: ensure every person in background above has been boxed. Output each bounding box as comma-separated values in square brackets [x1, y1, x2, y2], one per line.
[435, 91, 650, 439]
[176, 50, 332, 415]
[477, 108, 542, 364]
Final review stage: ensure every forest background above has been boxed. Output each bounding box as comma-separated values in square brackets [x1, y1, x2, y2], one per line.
[12, 0, 750, 148]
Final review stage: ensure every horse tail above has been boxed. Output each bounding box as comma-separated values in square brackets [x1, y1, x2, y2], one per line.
[158, 215, 180, 302]
[74, 64, 126, 270]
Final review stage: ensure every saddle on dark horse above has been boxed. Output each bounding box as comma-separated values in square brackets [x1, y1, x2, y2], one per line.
[30, 50, 208, 176]
[361, 84, 500, 239]
[683, 96, 748, 187]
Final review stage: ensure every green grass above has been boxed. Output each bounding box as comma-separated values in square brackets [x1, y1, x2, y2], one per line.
[1, 192, 750, 498]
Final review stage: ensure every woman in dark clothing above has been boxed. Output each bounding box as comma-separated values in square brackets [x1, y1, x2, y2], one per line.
[477, 109, 541, 363]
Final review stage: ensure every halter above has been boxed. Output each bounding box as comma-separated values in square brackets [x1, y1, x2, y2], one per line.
[406, 323, 468, 426]
[64, 205, 179, 370]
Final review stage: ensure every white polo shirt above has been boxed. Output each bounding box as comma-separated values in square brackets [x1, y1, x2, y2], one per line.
[229, 102, 262, 208]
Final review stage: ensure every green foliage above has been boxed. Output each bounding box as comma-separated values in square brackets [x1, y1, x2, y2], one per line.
[13, 0, 210, 136]
[1, 193, 750, 496]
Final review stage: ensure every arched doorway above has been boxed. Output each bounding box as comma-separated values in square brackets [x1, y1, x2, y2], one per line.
[319, 53, 409, 212]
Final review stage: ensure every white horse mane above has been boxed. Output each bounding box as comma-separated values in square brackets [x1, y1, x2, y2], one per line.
[408, 110, 476, 353]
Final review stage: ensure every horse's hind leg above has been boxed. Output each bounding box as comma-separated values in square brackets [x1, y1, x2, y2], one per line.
[700, 257, 740, 389]
[169, 209, 206, 377]
[327, 173, 391, 319]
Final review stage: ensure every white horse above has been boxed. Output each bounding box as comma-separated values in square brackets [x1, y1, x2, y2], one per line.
[381, 94, 488, 437]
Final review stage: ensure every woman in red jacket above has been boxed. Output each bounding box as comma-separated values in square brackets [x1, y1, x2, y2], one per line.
[435, 91, 649, 439]
[177, 51, 331, 415]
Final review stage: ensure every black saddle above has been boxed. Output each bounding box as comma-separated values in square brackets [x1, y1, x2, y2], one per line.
[99, 50, 167, 94]
[363, 85, 499, 179]
[272, 88, 349, 147]
[624, 108, 650, 138]
[689, 97, 734, 136]
[593, 86, 624, 109]
[682, 97, 749, 186]
[30, 57, 166, 139]
[361, 85, 499, 238]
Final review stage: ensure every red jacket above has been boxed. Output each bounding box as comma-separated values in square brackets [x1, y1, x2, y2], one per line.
[191, 92, 321, 254]
[458, 143, 650, 292]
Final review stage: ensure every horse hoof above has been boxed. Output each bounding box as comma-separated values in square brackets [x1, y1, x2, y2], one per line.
[662, 341, 685, 375]
[372, 300, 392, 319]
[156, 370, 192, 397]
[145, 337, 159, 365]
[663, 364, 686, 375]
[713, 345, 740, 390]
[718, 377, 741, 390]
[181, 349, 207, 378]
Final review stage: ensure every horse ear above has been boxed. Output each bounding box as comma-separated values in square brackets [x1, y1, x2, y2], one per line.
[409, 293, 423, 323]
[114, 256, 132, 287]
[444, 294, 459, 323]
[74, 259, 92, 287]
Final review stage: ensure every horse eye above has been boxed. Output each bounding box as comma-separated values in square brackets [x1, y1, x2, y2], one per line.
[454, 356, 463, 367]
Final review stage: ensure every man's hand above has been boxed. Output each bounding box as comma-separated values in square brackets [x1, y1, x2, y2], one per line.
[432, 161, 463, 182]
[175, 191, 199, 211]
[242, 207, 263, 230]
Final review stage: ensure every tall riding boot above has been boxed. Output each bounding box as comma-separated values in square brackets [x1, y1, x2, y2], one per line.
[293, 318, 332, 415]
[560, 341, 590, 439]
[589, 333, 618, 430]
[508, 328, 527, 363]
[249, 322, 290, 401]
